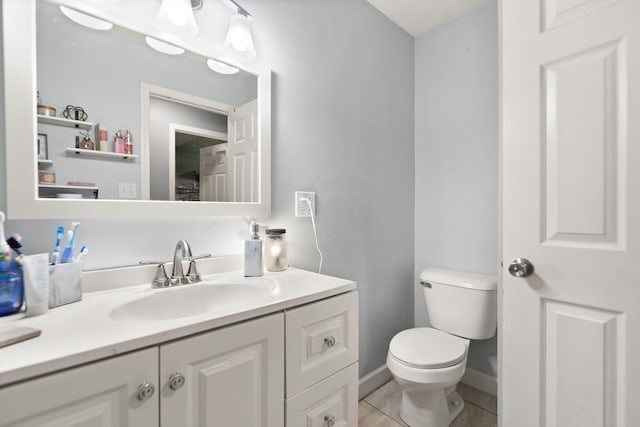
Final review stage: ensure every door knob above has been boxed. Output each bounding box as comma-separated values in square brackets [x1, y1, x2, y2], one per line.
[508, 258, 534, 277]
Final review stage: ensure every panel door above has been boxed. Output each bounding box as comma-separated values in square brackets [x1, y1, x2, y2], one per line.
[0, 348, 159, 427]
[200, 143, 228, 202]
[160, 313, 284, 427]
[501, 0, 640, 425]
[227, 99, 258, 202]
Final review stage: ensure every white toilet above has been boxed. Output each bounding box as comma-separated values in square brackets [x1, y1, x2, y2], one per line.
[386, 267, 497, 427]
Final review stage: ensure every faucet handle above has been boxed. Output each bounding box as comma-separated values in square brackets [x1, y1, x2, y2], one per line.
[186, 253, 212, 262]
[139, 260, 171, 288]
[185, 253, 212, 283]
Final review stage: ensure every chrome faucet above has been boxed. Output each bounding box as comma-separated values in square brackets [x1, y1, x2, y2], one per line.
[172, 239, 193, 284]
[139, 240, 212, 288]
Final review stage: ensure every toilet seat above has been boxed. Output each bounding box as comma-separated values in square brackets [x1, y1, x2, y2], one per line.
[389, 327, 467, 369]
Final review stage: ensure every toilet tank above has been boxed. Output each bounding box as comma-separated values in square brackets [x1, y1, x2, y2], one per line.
[420, 267, 497, 340]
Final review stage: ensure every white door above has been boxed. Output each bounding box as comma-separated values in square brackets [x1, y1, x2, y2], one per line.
[200, 143, 228, 201]
[501, 0, 640, 426]
[227, 99, 259, 202]
[0, 348, 158, 426]
[160, 313, 284, 427]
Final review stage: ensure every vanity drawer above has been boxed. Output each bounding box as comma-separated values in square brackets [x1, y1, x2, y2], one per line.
[285, 291, 358, 397]
[286, 363, 358, 427]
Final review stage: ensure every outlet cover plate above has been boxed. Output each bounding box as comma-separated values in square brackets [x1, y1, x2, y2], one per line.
[295, 191, 315, 217]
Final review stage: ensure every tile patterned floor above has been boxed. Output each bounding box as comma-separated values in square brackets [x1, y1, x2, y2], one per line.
[359, 380, 497, 427]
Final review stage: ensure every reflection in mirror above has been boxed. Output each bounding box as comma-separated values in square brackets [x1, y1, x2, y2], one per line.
[36, 1, 258, 202]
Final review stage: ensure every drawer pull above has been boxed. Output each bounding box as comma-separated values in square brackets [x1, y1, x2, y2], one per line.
[136, 381, 155, 402]
[324, 414, 336, 426]
[324, 336, 336, 347]
[168, 372, 186, 390]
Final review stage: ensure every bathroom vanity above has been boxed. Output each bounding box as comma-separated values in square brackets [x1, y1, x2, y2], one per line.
[0, 262, 358, 426]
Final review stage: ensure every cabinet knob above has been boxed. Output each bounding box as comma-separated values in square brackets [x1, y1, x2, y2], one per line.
[168, 372, 186, 390]
[136, 381, 155, 402]
[324, 414, 336, 426]
[324, 336, 336, 347]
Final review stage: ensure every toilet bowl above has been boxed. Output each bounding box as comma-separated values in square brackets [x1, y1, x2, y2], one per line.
[387, 327, 469, 427]
[387, 267, 497, 427]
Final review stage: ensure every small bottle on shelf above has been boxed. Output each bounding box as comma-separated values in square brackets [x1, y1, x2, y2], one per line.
[79, 132, 94, 150]
[124, 129, 133, 155]
[114, 130, 125, 154]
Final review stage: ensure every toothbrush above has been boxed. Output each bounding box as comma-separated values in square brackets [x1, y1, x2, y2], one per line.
[74, 246, 88, 262]
[61, 222, 80, 263]
[50, 226, 64, 265]
[0, 212, 10, 270]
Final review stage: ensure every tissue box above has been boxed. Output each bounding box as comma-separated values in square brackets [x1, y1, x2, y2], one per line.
[49, 262, 82, 308]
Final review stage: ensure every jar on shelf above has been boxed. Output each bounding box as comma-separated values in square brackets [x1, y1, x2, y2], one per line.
[265, 228, 288, 272]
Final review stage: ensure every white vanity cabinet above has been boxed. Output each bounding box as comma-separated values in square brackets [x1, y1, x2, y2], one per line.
[0, 281, 358, 427]
[285, 291, 359, 426]
[0, 348, 159, 426]
[160, 313, 284, 427]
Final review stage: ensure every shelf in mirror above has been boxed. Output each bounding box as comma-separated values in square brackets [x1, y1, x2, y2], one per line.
[38, 184, 99, 199]
[65, 148, 139, 160]
[37, 159, 53, 166]
[37, 114, 93, 130]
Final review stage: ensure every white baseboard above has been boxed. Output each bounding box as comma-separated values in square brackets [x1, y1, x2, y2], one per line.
[461, 367, 497, 396]
[358, 364, 497, 399]
[358, 364, 392, 400]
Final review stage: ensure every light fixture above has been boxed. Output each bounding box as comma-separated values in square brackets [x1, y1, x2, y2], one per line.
[207, 59, 239, 75]
[157, 0, 199, 37]
[225, 13, 254, 53]
[145, 37, 185, 55]
[59, 6, 113, 31]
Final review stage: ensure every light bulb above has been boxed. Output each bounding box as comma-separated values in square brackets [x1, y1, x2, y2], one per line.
[146, 37, 185, 55]
[207, 59, 239, 75]
[60, 6, 113, 31]
[226, 13, 253, 53]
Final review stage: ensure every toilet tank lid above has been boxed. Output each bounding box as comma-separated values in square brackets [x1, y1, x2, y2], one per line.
[420, 267, 497, 291]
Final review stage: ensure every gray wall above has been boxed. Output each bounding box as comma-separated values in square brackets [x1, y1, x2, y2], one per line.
[1, 0, 415, 379]
[414, 1, 498, 376]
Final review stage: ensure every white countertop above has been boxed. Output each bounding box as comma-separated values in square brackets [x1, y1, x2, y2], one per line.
[0, 267, 356, 387]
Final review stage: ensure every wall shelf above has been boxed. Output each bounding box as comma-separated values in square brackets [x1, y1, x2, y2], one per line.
[37, 114, 93, 130]
[38, 184, 99, 199]
[38, 159, 53, 166]
[65, 148, 139, 160]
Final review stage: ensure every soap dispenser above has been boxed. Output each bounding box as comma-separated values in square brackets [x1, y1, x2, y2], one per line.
[244, 219, 263, 277]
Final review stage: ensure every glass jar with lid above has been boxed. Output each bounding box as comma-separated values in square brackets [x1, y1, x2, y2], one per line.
[265, 228, 288, 272]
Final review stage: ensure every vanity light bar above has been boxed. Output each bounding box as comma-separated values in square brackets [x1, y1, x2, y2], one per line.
[220, 0, 252, 17]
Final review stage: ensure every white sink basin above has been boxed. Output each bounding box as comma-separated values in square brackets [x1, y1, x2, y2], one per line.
[109, 280, 278, 321]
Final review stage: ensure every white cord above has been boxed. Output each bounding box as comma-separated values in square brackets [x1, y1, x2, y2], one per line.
[302, 198, 323, 274]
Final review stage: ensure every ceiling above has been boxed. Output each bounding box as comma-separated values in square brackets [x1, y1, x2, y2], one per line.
[366, 0, 492, 37]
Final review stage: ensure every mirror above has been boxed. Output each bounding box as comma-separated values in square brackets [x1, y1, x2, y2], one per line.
[2, 0, 271, 219]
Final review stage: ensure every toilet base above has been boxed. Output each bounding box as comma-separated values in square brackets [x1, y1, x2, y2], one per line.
[399, 386, 464, 427]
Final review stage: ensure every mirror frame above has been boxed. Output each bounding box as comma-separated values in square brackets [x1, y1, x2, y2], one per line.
[2, 0, 271, 219]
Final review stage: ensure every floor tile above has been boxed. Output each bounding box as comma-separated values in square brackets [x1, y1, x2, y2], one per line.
[456, 382, 497, 414]
[450, 401, 498, 427]
[359, 401, 406, 427]
[363, 379, 407, 425]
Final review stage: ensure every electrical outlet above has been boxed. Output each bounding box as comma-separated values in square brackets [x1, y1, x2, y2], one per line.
[118, 183, 137, 199]
[295, 191, 316, 217]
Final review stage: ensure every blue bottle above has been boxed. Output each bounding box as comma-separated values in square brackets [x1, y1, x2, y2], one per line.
[0, 261, 23, 317]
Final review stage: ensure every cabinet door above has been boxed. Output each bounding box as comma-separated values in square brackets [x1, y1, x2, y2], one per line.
[286, 363, 358, 427]
[160, 313, 284, 427]
[0, 348, 159, 427]
[285, 292, 358, 397]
